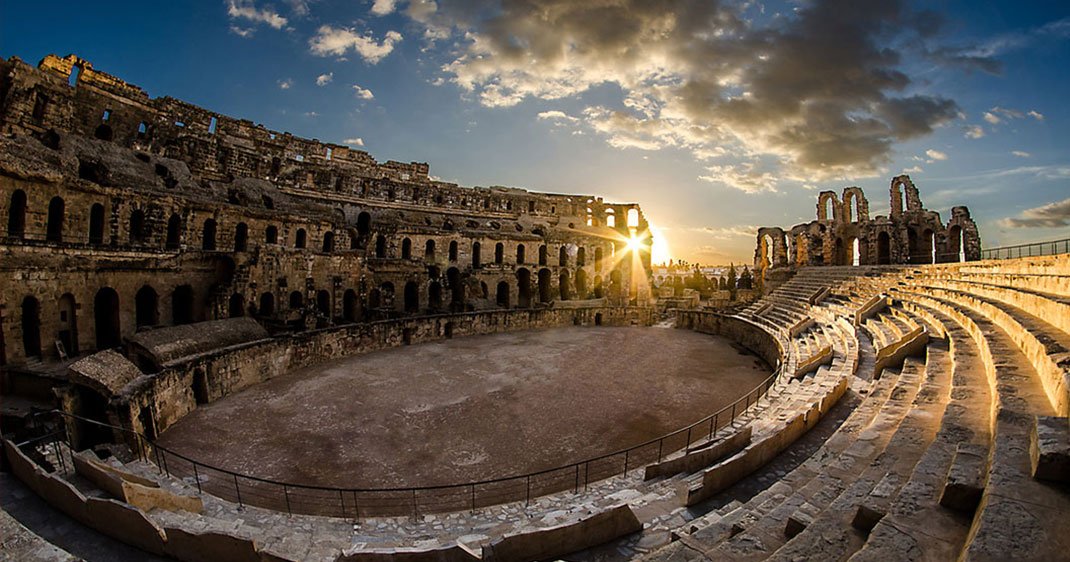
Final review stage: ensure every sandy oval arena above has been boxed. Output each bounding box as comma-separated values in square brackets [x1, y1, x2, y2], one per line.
[156, 326, 771, 488]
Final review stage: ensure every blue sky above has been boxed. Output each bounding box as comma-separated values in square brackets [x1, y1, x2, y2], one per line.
[2, 0, 1069, 264]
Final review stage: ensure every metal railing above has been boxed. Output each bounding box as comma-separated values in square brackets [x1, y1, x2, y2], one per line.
[25, 364, 783, 519]
[981, 238, 1070, 260]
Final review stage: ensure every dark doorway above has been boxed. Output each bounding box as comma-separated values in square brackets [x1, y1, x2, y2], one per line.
[7, 190, 27, 237]
[496, 281, 510, 307]
[516, 268, 531, 308]
[135, 286, 159, 328]
[229, 293, 245, 317]
[172, 285, 194, 325]
[877, 231, 891, 265]
[94, 288, 121, 349]
[538, 268, 552, 303]
[89, 203, 105, 245]
[46, 196, 64, 242]
[404, 281, 419, 313]
[21, 296, 42, 358]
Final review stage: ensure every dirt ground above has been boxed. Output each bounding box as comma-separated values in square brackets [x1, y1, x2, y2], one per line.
[157, 326, 770, 488]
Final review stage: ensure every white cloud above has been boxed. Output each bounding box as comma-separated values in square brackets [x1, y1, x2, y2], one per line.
[304, 111, 319, 117]
[371, 0, 397, 16]
[698, 163, 778, 194]
[230, 26, 255, 38]
[965, 125, 985, 139]
[344, 137, 365, 146]
[983, 112, 1001, 124]
[1001, 197, 1070, 228]
[1028, 110, 1045, 121]
[309, 25, 402, 63]
[537, 110, 579, 123]
[352, 84, 374, 99]
[316, 72, 333, 86]
[903, 165, 924, 173]
[1011, 150, 1031, 158]
[226, 0, 287, 29]
[925, 149, 948, 161]
[278, 78, 293, 90]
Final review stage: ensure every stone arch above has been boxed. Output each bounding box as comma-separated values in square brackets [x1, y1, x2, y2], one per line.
[559, 269, 572, 300]
[8, 189, 27, 237]
[135, 285, 159, 328]
[375, 234, 387, 258]
[404, 281, 419, 313]
[58, 293, 78, 356]
[295, 228, 307, 249]
[516, 243, 526, 264]
[447, 267, 464, 311]
[575, 268, 588, 298]
[402, 237, 412, 259]
[471, 241, 481, 268]
[559, 246, 568, 267]
[201, 218, 217, 250]
[356, 212, 371, 236]
[289, 290, 303, 310]
[496, 280, 510, 307]
[234, 222, 249, 252]
[229, 293, 245, 317]
[322, 231, 335, 252]
[21, 295, 42, 358]
[47, 196, 65, 242]
[425, 239, 436, 262]
[428, 281, 443, 311]
[594, 275, 604, 298]
[260, 292, 276, 318]
[755, 227, 788, 270]
[316, 290, 331, 316]
[516, 268, 532, 307]
[538, 268, 552, 303]
[89, 203, 106, 245]
[842, 187, 869, 222]
[816, 191, 840, 223]
[877, 231, 891, 264]
[94, 287, 121, 350]
[448, 240, 458, 262]
[172, 285, 194, 325]
[539, 244, 548, 266]
[265, 224, 278, 245]
[594, 247, 603, 271]
[495, 242, 504, 264]
[129, 209, 148, 244]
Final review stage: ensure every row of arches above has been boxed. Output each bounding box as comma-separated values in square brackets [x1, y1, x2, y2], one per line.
[371, 236, 608, 271]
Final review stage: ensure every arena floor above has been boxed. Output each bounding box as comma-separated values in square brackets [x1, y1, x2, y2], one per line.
[156, 326, 771, 488]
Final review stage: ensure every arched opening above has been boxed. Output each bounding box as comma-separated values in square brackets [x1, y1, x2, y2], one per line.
[135, 285, 159, 328]
[404, 281, 420, 313]
[295, 228, 307, 249]
[495, 242, 504, 264]
[925, 229, 935, 264]
[762, 234, 774, 268]
[375, 235, 387, 258]
[447, 268, 464, 311]
[594, 275, 604, 298]
[259, 292, 275, 317]
[367, 288, 381, 313]
[428, 281, 443, 311]
[627, 208, 640, 228]
[448, 240, 458, 262]
[46, 196, 65, 242]
[342, 289, 357, 321]
[8, 190, 27, 237]
[165, 214, 181, 249]
[824, 197, 835, 221]
[192, 368, 209, 405]
[316, 290, 331, 316]
[595, 313, 603, 326]
[265, 225, 278, 245]
[89, 203, 105, 245]
[516, 244, 525, 264]
[172, 285, 194, 325]
[539, 245, 548, 266]
[577, 247, 586, 267]
[201, 218, 217, 251]
[129, 209, 147, 244]
[606, 208, 616, 228]
[516, 268, 531, 307]
[907, 229, 919, 263]
[21, 296, 42, 358]
[496, 281, 510, 307]
[834, 237, 845, 266]
[794, 234, 808, 266]
[57, 293, 78, 356]
[322, 231, 334, 252]
[877, 231, 891, 265]
[94, 287, 121, 350]
[94, 123, 113, 141]
[234, 222, 249, 252]
[538, 268, 552, 303]
[575, 268, 588, 298]
[851, 238, 860, 266]
[948, 225, 964, 263]
[472, 241, 481, 268]
[594, 247, 603, 271]
[425, 239, 435, 262]
[289, 291, 303, 310]
[559, 270, 572, 300]
[444, 321, 454, 339]
[379, 282, 395, 310]
[356, 212, 371, 236]
[559, 246, 568, 267]
[480, 281, 489, 299]
[610, 270, 623, 300]
[402, 238, 412, 260]
[221, 291, 244, 317]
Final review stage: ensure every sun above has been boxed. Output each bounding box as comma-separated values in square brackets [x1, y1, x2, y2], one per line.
[647, 222, 671, 264]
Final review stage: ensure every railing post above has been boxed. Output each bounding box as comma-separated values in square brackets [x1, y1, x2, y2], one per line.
[192, 463, 201, 494]
[233, 474, 243, 507]
[161, 450, 170, 477]
[284, 485, 292, 515]
[685, 426, 692, 453]
[339, 489, 346, 519]
[525, 475, 532, 505]
[574, 465, 580, 493]
[470, 484, 476, 512]
[657, 439, 664, 463]
[623, 450, 629, 475]
[154, 445, 162, 475]
[584, 462, 590, 492]
[412, 489, 419, 520]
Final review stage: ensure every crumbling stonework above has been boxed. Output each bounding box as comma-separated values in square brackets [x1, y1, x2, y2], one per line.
[0, 53, 655, 373]
[754, 176, 981, 290]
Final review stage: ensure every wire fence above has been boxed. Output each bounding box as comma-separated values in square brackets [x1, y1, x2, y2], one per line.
[26, 364, 782, 519]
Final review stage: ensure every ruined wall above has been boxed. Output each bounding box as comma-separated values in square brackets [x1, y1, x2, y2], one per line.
[0, 54, 656, 368]
[753, 176, 982, 289]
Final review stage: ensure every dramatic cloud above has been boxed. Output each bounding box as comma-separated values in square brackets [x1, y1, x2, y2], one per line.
[1001, 197, 1070, 228]
[352, 84, 374, 99]
[226, 0, 287, 29]
[344, 137, 365, 146]
[277, 78, 293, 89]
[316, 72, 333, 86]
[309, 25, 402, 63]
[926, 149, 948, 161]
[420, 0, 962, 190]
[371, 0, 397, 16]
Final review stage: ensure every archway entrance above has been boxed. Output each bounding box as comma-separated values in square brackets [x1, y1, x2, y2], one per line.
[21, 296, 42, 358]
[94, 288, 121, 350]
[877, 232, 891, 265]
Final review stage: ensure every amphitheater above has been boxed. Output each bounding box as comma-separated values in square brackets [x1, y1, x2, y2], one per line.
[1, 54, 1069, 562]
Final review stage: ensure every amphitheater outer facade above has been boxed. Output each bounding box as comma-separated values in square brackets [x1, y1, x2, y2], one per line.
[3, 53, 1070, 562]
